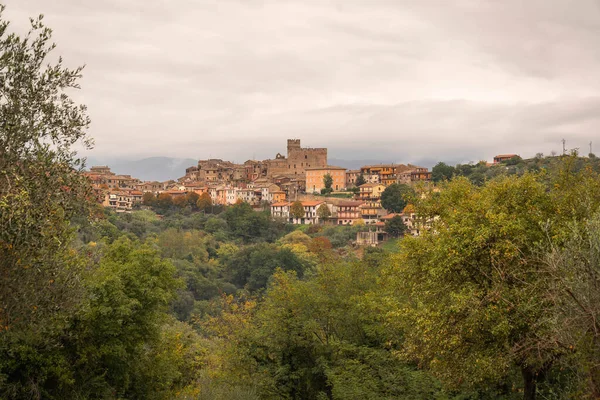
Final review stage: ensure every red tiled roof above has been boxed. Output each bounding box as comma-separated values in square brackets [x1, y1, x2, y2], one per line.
[301, 201, 325, 207]
[380, 213, 402, 220]
[305, 165, 346, 171]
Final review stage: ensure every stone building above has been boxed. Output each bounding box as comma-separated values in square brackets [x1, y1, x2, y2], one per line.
[265, 139, 327, 177]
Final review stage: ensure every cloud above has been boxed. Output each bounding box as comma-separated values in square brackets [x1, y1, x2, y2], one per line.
[5, 0, 600, 165]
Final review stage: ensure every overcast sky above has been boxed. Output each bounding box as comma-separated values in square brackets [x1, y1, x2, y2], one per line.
[6, 0, 600, 165]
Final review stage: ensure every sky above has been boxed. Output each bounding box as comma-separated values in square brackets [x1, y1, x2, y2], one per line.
[5, 0, 600, 166]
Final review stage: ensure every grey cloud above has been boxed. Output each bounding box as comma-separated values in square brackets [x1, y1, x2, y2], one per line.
[5, 0, 600, 166]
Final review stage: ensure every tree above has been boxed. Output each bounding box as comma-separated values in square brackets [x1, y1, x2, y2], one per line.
[290, 201, 305, 220]
[142, 192, 156, 206]
[196, 192, 212, 212]
[322, 173, 333, 195]
[431, 162, 455, 182]
[155, 193, 173, 210]
[383, 174, 571, 399]
[543, 213, 600, 397]
[355, 173, 367, 187]
[0, 8, 94, 395]
[186, 191, 200, 209]
[173, 194, 188, 208]
[223, 243, 308, 291]
[317, 204, 331, 222]
[380, 183, 414, 213]
[64, 238, 181, 398]
[383, 215, 406, 238]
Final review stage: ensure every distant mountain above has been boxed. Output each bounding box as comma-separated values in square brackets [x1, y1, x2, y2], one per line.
[84, 157, 197, 181]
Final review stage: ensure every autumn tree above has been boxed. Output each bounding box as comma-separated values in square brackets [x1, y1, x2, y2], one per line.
[185, 191, 200, 209]
[155, 193, 173, 210]
[290, 201, 305, 220]
[196, 192, 212, 212]
[142, 192, 156, 206]
[317, 203, 331, 222]
[173, 194, 188, 208]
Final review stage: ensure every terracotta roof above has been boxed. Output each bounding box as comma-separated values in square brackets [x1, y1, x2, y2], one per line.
[380, 213, 403, 220]
[305, 165, 346, 171]
[494, 154, 518, 158]
[301, 201, 325, 207]
[271, 202, 291, 207]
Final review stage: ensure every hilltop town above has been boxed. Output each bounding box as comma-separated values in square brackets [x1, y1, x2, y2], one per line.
[84, 139, 525, 244]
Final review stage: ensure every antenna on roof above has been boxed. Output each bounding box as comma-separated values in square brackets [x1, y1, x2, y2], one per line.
[562, 139, 566, 155]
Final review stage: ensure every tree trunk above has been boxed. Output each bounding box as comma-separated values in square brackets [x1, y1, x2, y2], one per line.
[522, 366, 537, 400]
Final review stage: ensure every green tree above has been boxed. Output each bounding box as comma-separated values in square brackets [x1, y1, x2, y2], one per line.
[0, 9, 94, 397]
[383, 215, 406, 238]
[355, 173, 367, 187]
[431, 162, 455, 182]
[65, 238, 181, 398]
[322, 173, 333, 195]
[317, 203, 331, 222]
[380, 183, 414, 213]
[543, 213, 600, 397]
[382, 174, 576, 399]
[221, 259, 447, 399]
[196, 192, 212, 212]
[224, 243, 307, 291]
[290, 201, 305, 220]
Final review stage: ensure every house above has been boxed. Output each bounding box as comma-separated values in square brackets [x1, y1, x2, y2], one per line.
[270, 201, 326, 224]
[357, 183, 386, 201]
[236, 188, 261, 205]
[345, 170, 361, 188]
[397, 166, 432, 184]
[271, 202, 290, 219]
[102, 190, 138, 213]
[493, 154, 519, 164]
[271, 190, 287, 203]
[360, 201, 387, 224]
[360, 164, 399, 186]
[331, 200, 364, 225]
[290, 201, 325, 224]
[305, 166, 347, 193]
[259, 183, 283, 203]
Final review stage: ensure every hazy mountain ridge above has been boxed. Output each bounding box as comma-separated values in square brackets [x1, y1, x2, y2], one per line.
[84, 156, 198, 181]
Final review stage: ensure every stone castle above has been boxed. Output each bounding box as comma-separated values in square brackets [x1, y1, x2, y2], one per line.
[182, 139, 327, 183]
[264, 139, 327, 177]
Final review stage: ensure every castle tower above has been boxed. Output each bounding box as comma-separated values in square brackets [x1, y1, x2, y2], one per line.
[287, 139, 301, 156]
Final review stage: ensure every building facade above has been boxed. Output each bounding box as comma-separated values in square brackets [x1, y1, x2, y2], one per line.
[306, 166, 346, 193]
